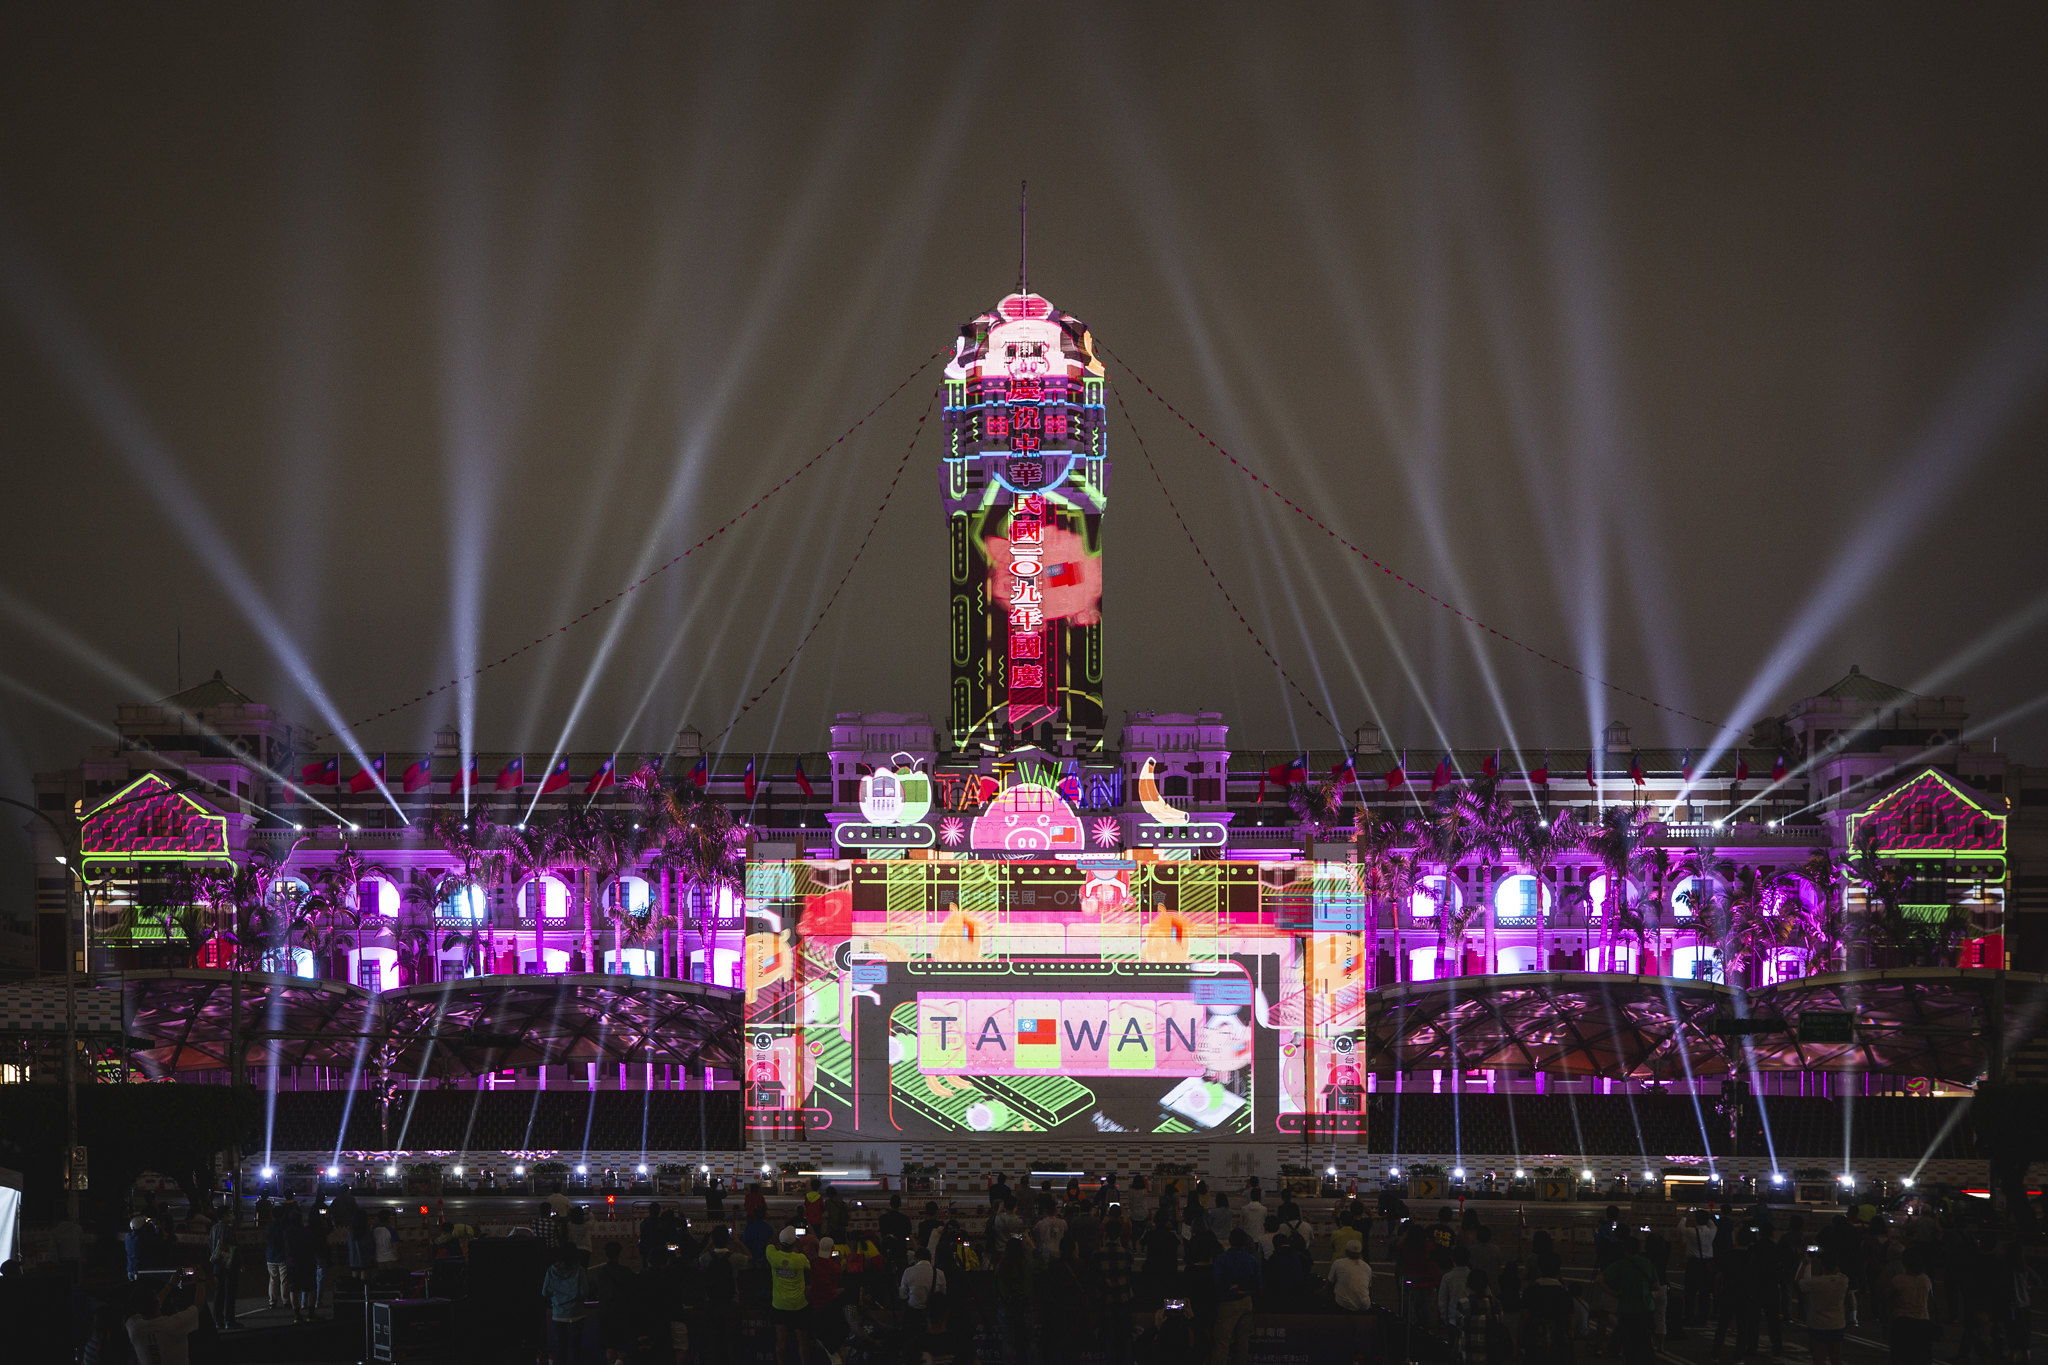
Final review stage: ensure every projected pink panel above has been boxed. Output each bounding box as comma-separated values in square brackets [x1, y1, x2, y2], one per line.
[917, 991, 1207, 1077]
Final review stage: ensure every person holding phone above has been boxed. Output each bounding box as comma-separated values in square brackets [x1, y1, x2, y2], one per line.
[1796, 1249, 1854, 1365]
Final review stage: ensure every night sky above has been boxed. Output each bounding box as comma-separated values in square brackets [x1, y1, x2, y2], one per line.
[5, 6, 2048, 903]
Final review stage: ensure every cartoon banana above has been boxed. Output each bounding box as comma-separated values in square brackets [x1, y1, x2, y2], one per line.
[1138, 757, 1189, 825]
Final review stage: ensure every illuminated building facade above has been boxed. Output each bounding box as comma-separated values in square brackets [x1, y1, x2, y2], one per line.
[8, 285, 2047, 1189]
[940, 290, 1109, 755]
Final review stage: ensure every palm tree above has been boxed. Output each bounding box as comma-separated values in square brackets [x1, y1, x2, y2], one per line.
[192, 866, 240, 965]
[1353, 808, 1418, 983]
[1455, 773, 1520, 969]
[295, 872, 363, 982]
[1674, 847, 1735, 981]
[145, 866, 208, 962]
[1508, 808, 1579, 973]
[1288, 780, 1345, 842]
[1794, 847, 1847, 972]
[392, 920, 434, 987]
[312, 841, 376, 979]
[396, 869, 450, 979]
[429, 808, 502, 964]
[645, 784, 746, 972]
[1412, 798, 1484, 976]
[586, 811, 649, 973]
[558, 808, 645, 972]
[439, 924, 490, 978]
[500, 820, 561, 977]
[1846, 830, 1915, 967]
[253, 861, 312, 974]
[1435, 890, 1487, 977]
[299, 909, 360, 982]
[1675, 876, 1733, 984]
[1582, 807, 1653, 972]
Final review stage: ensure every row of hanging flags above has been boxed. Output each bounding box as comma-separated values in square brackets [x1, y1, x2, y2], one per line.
[1256, 748, 1789, 800]
[289, 752, 815, 802]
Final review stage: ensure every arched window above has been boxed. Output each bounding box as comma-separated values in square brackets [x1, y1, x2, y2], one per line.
[1410, 875, 1460, 921]
[606, 876, 651, 914]
[363, 877, 400, 919]
[439, 884, 487, 922]
[1669, 875, 1720, 920]
[1492, 874, 1545, 922]
[518, 876, 570, 920]
[1588, 875, 1638, 916]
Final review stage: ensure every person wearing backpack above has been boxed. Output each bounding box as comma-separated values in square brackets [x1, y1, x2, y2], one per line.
[1267, 1230, 1315, 1308]
[1456, 1267, 1508, 1365]
[695, 1226, 749, 1365]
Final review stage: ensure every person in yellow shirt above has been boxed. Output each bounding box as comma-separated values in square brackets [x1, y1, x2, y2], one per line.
[764, 1227, 813, 1365]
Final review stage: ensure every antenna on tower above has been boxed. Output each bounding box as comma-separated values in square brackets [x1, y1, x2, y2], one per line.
[1019, 179, 1028, 295]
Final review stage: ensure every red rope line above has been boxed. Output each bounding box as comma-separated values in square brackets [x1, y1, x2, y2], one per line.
[708, 388, 937, 746]
[1115, 388, 1335, 731]
[309, 349, 946, 743]
[1104, 345, 1718, 731]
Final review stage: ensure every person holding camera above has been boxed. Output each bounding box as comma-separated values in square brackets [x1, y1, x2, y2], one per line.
[126, 1266, 210, 1365]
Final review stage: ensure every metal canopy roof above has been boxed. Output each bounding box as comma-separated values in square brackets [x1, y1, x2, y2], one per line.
[1367, 973, 1736, 1080]
[377, 975, 742, 1076]
[1754, 969, 2048, 1083]
[1363, 968, 2046, 1086]
[104, 967, 2036, 1088]
[108, 970, 741, 1078]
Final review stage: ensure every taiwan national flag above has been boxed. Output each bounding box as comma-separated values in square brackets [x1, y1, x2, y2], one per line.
[1431, 754, 1454, 792]
[348, 754, 385, 794]
[584, 755, 616, 795]
[449, 757, 477, 794]
[1736, 755, 1750, 783]
[1480, 750, 1499, 780]
[300, 755, 338, 786]
[1680, 750, 1695, 783]
[1529, 752, 1549, 788]
[1770, 752, 1788, 783]
[792, 759, 814, 799]
[1329, 753, 1358, 788]
[742, 758, 757, 802]
[495, 756, 524, 791]
[541, 760, 573, 793]
[1585, 755, 1599, 787]
[1259, 755, 1308, 801]
[1629, 752, 1646, 786]
[400, 758, 433, 793]
[688, 758, 709, 790]
[1385, 751, 1408, 789]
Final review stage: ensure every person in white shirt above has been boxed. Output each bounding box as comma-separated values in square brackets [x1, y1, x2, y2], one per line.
[1330, 1239, 1374, 1311]
[898, 1247, 947, 1310]
[1238, 1193, 1268, 1238]
[1031, 1202, 1067, 1264]
[126, 1270, 209, 1365]
[372, 1210, 399, 1266]
[1681, 1209, 1717, 1332]
[1330, 1238, 1374, 1365]
[1438, 1247, 1473, 1327]
[1796, 1251, 1856, 1365]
